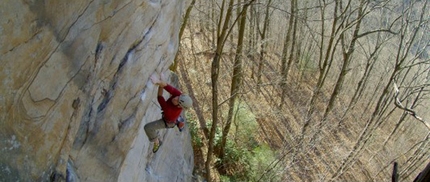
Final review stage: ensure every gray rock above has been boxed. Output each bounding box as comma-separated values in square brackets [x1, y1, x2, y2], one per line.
[0, 0, 193, 181]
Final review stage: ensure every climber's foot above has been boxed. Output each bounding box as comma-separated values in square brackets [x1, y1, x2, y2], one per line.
[153, 141, 162, 153]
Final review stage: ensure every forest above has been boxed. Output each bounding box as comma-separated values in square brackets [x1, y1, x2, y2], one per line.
[172, 0, 429, 181]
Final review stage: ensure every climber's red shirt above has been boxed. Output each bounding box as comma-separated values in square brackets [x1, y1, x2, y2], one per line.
[157, 84, 182, 123]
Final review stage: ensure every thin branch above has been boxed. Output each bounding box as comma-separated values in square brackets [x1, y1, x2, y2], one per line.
[356, 28, 397, 38]
[393, 83, 430, 130]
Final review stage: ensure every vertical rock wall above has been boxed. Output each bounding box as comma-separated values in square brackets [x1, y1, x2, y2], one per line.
[0, 0, 193, 181]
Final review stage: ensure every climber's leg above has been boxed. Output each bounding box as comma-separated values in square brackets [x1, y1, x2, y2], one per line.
[144, 118, 166, 142]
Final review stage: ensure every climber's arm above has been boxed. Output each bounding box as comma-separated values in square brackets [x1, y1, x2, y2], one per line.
[163, 84, 182, 96]
[156, 82, 168, 108]
[157, 82, 167, 96]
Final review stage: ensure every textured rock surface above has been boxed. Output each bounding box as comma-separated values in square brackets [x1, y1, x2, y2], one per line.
[0, 0, 193, 181]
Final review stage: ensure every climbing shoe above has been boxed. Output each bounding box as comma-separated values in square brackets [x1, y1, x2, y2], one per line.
[176, 116, 185, 132]
[153, 141, 162, 153]
[176, 121, 185, 132]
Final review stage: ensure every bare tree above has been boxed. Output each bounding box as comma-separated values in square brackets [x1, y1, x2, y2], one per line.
[205, 0, 247, 180]
[171, 0, 197, 72]
[280, 0, 297, 108]
[182, 0, 429, 181]
[256, 0, 273, 91]
[206, 0, 233, 180]
[309, 0, 367, 144]
[301, 0, 342, 143]
[219, 0, 249, 162]
[330, 1, 429, 180]
[205, 1, 257, 180]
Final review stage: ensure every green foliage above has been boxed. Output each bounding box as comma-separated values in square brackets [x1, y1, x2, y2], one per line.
[217, 102, 281, 182]
[185, 113, 203, 147]
[222, 102, 258, 147]
[219, 142, 281, 182]
[248, 145, 282, 182]
[220, 175, 231, 182]
[205, 119, 223, 144]
[189, 102, 281, 181]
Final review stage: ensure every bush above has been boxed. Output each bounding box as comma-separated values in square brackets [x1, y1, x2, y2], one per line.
[247, 145, 282, 182]
[188, 101, 282, 181]
[228, 102, 258, 148]
[185, 112, 203, 147]
[217, 102, 281, 181]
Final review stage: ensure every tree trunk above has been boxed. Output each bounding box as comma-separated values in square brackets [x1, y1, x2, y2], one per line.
[206, 0, 234, 181]
[249, 4, 256, 79]
[302, 0, 340, 140]
[309, 0, 365, 144]
[337, 39, 382, 127]
[280, 0, 295, 90]
[219, 1, 248, 163]
[170, 0, 196, 72]
[256, 0, 272, 91]
[331, 1, 429, 180]
[280, 0, 297, 108]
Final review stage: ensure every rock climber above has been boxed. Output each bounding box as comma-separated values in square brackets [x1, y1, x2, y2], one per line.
[144, 73, 193, 153]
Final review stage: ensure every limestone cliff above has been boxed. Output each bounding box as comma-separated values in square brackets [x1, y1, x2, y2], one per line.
[0, 0, 194, 181]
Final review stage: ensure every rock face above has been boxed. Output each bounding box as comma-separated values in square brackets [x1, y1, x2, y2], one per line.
[0, 0, 193, 181]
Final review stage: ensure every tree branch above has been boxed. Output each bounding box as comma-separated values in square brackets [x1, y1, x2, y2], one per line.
[393, 83, 430, 130]
[357, 29, 397, 38]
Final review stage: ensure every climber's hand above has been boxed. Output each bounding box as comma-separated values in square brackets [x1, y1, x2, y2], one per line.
[150, 73, 161, 84]
[160, 72, 167, 82]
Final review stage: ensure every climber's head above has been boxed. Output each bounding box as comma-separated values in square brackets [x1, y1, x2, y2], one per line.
[178, 94, 193, 109]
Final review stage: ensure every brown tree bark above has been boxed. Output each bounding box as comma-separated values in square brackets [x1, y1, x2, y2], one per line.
[205, 1, 257, 180]
[310, 0, 365, 144]
[170, 0, 196, 72]
[301, 0, 341, 141]
[219, 0, 248, 163]
[256, 0, 273, 92]
[280, 0, 297, 108]
[206, 0, 234, 181]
